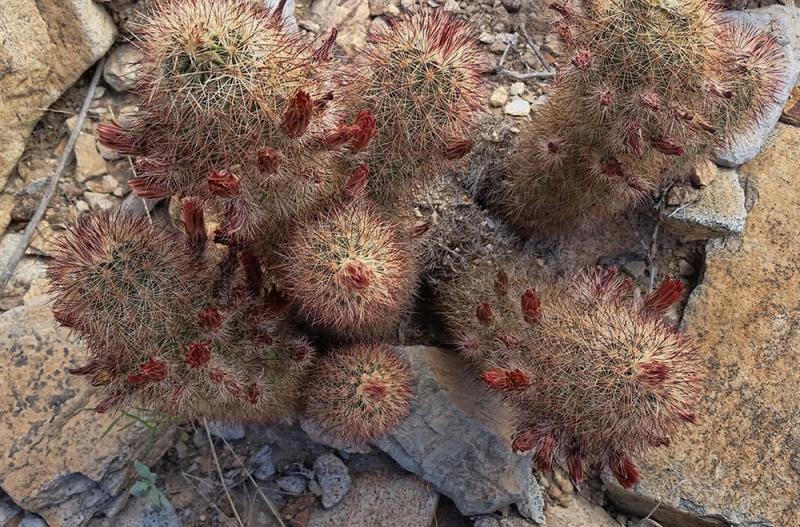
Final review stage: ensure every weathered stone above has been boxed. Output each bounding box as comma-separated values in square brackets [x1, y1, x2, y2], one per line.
[102, 45, 142, 92]
[544, 494, 619, 527]
[781, 85, 800, 126]
[504, 98, 531, 117]
[0, 0, 116, 189]
[609, 125, 800, 526]
[83, 191, 114, 211]
[89, 497, 180, 527]
[313, 454, 350, 509]
[662, 168, 746, 240]
[490, 86, 510, 108]
[310, 0, 370, 54]
[75, 133, 108, 182]
[374, 347, 544, 521]
[276, 475, 307, 494]
[714, 6, 800, 167]
[0, 490, 22, 525]
[509, 82, 525, 97]
[308, 471, 438, 527]
[249, 444, 276, 481]
[0, 300, 175, 527]
[207, 421, 246, 441]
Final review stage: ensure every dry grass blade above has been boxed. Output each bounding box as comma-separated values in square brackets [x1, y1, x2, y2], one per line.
[204, 418, 246, 527]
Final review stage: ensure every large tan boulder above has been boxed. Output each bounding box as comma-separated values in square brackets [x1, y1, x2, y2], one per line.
[0, 300, 174, 527]
[0, 0, 116, 189]
[608, 124, 800, 526]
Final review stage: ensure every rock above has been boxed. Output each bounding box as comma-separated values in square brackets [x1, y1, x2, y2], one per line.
[300, 417, 372, 453]
[103, 45, 142, 92]
[75, 132, 108, 181]
[368, 0, 385, 16]
[20, 513, 48, 527]
[502, 0, 522, 12]
[308, 471, 438, 527]
[504, 98, 531, 117]
[479, 32, 496, 44]
[688, 158, 718, 188]
[0, 491, 22, 525]
[83, 191, 114, 211]
[665, 185, 701, 207]
[0, 0, 116, 189]
[298, 19, 321, 33]
[276, 475, 307, 494]
[0, 300, 175, 527]
[509, 82, 525, 97]
[310, 0, 370, 54]
[90, 497, 180, 527]
[489, 86, 510, 108]
[608, 125, 800, 527]
[662, 168, 746, 240]
[443, 0, 460, 12]
[249, 444, 276, 480]
[781, 85, 800, 125]
[0, 194, 14, 234]
[76, 200, 90, 214]
[623, 260, 647, 279]
[678, 259, 696, 277]
[374, 347, 544, 520]
[545, 494, 619, 527]
[473, 517, 499, 527]
[85, 175, 119, 194]
[713, 6, 800, 167]
[313, 454, 351, 508]
[207, 421, 246, 441]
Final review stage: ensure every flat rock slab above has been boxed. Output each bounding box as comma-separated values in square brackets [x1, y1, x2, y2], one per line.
[308, 471, 438, 527]
[374, 346, 544, 521]
[609, 124, 800, 526]
[0, 300, 174, 527]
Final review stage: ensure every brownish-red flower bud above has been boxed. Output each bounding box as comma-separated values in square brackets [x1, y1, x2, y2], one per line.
[643, 278, 684, 315]
[444, 138, 473, 160]
[129, 176, 172, 199]
[553, 21, 573, 43]
[640, 91, 661, 110]
[247, 383, 261, 404]
[635, 361, 669, 387]
[256, 147, 282, 174]
[476, 302, 495, 325]
[127, 357, 168, 384]
[198, 306, 222, 331]
[281, 90, 313, 138]
[314, 27, 338, 62]
[181, 199, 207, 256]
[95, 391, 124, 414]
[461, 336, 480, 352]
[494, 269, 509, 296]
[599, 157, 625, 180]
[96, 123, 138, 155]
[512, 429, 537, 453]
[651, 137, 685, 156]
[343, 164, 369, 200]
[482, 368, 531, 390]
[207, 170, 241, 197]
[185, 342, 211, 368]
[521, 289, 542, 323]
[623, 121, 643, 155]
[571, 49, 592, 70]
[598, 88, 615, 107]
[209, 368, 244, 398]
[351, 110, 377, 151]
[323, 125, 359, 149]
[69, 362, 101, 376]
[534, 434, 556, 470]
[497, 333, 519, 350]
[610, 452, 641, 488]
[567, 449, 585, 484]
[256, 329, 274, 345]
[339, 260, 373, 290]
[649, 436, 671, 447]
[291, 343, 312, 362]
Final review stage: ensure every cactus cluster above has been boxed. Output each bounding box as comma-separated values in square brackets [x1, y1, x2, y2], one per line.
[490, 0, 784, 235]
[441, 261, 703, 487]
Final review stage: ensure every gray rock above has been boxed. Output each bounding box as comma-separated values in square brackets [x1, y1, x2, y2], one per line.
[374, 347, 543, 519]
[276, 475, 307, 494]
[249, 444, 276, 480]
[0, 491, 22, 525]
[299, 417, 372, 453]
[92, 497, 180, 527]
[313, 454, 351, 508]
[473, 517, 500, 527]
[308, 471, 437, 527]
[11, 178, 49, 222]
[103, 44, 142, 92]
[0, 0, 116, 189]
[19, 513, 47, 527]
[662, 168, 746, 240]
[83, 191, 114, 211]
[623, 260, 647, 279]
[714, 6, 800, 167]
[207, 421, 246, 441]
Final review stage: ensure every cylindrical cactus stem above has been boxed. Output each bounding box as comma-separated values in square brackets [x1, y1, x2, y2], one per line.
[303, 343, 414, 444]
[441, 259, 704, 488]
[277, 200, 418, 338]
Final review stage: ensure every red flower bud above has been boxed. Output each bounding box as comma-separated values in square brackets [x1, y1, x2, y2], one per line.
[640, 91, 661, 110]
[512, 429, 537, 453]
[651, 137, 685, 156]
[610, 452, 641, 489]
[534, 434, 556, 470]
[96, 123, 138, 155]
[127, 357, 168, 384]
[339, 260, 373, 290]
[497, 333, 519, 350]
[571, 49, 592, 70]
[170, 385, 187, 406]
[247, 383, 261, 404]
[256, 147, 282, 174]
[482, 368, 530, 390]
[643, 278, 684, 316]
[343, 164, 369, 200]
[207, 170, 241, 197]
[623, 121, 643, 155]
[323, 125, 359, 149]
[185, 342, 211, 368]
[678, 410, 698, 424]
[181, 199, 207, 256]
[209, 368, 244, 398]
[476, 302, 495, 325]
[598, 88, 615, 107]
[635, 361, 669, 387]
[313, 27, 338, 62]
[567, 449, 585, 484]
[599, 158, 625, 180]
[129, 177, 172, 199]
[444, 138, 473, 160]
[351, 110, 377, 151]
[281, 90, 313, 138]
[521, 289, 542, 323]
[198, 306, 222, 331]
[291, 343, 312, 363]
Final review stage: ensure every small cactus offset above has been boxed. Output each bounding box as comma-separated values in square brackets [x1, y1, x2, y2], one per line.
[441, 262, 703, 488]
[49, 210, 315, 421]
[277, 199, 417, 339]
[491, 0, 784, 235]
[342, 9, 489, 206]
[303, 343, 413, 444]
[98, 0, 350, 242]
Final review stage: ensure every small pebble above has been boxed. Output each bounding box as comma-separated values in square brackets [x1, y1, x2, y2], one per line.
[276, 475, 307, 494]
[207, 421, 246, 441]
[679, 259, 696, 277]
[504, 98, 531, 117]
[509, 82, 525, 97]
[623, 260, 647, 279]
[249, 444, 275, 480]
[313, 453, 351, 508]
[489, 86, 509, 107]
